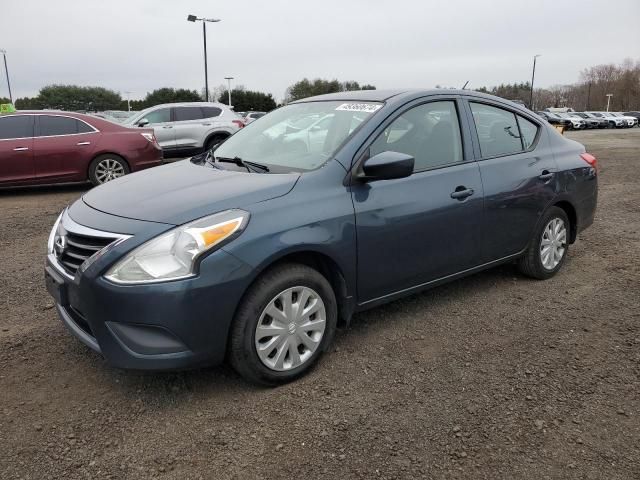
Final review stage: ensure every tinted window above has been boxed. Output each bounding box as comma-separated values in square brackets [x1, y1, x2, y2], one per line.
[76, 120, 95, 133]
[0, 115, 34, 139]
[370, 101, 463, 172]
[144, 108, 171, 124]
[517, 115, 538, 149]
[202, 107, 222, 118]
[470, 103, 522, 157]
[37, 116, 94, 136]
[174, 107, 204, 121]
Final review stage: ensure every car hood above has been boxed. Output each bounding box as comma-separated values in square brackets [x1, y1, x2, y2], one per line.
[82, 160, 300, 225]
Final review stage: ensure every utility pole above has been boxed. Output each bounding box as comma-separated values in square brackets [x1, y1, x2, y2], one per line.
[606, 94, 613, 112]
[529, 54, 541, 110]
[187, 15, 221, 102]
[124, 91, 131, 112]
[0, 49, 13, 103]
[224, 77, 234, 107]
[586, 82, 591, 111]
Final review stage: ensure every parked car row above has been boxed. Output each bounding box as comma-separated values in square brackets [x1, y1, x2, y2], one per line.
[537, 110, 638, 129]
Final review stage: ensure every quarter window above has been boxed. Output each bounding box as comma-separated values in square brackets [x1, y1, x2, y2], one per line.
[370, 101, 463, 172]
[144, 108, 171, 124]
[174, 107, 204, 121]
[38, 116, 92, 136]
[202, 107, 222, 118]
[0, 115, 34, 139]
[470, 103, 522, 157]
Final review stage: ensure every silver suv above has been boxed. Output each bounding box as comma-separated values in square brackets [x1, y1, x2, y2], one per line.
[125, 102, 244, 157]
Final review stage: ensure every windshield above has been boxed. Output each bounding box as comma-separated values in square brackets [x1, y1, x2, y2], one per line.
[213, 101, 382, 172]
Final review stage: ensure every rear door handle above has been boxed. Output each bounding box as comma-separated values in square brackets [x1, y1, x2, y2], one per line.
[162, 126, 173, 129]
[13, 147, 29, 151]
[539, 171, 555, 181]
[450, 187, 474, 200]
[77, 141, 91, 146]
[202, 123, 212, 126]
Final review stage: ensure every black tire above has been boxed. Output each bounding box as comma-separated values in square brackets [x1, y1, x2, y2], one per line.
[204, 134, 228, 152]
[88, 154, 130, 186]
[518, 206, 570, 280]
[228, 263, 337, 386]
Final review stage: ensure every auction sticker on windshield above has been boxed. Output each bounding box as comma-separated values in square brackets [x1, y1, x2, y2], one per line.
[335, 103, 382, 113]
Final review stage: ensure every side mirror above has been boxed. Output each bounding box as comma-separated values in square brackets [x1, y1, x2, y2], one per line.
[137, 118, 150, 127]
[360, 151, 414, 181]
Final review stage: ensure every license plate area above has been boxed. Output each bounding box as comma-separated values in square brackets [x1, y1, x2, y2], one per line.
[45, 267, 68, 306]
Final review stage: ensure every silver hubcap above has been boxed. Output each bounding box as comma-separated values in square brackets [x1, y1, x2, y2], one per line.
[255, 286, 326, 372]
[540, 217, 567, 270]
[95, 159, 125, 183]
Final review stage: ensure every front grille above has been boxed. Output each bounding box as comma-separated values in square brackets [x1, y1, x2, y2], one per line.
[57, 231, 116, 276]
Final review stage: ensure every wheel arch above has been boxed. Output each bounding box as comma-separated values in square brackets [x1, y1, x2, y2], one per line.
[237, 249, 354, 328]
[204, 130, 232, 149]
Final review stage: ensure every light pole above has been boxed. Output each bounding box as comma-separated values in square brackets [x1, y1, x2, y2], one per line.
[0, 49, 13, 103]
[529, 54, 541, 110]
[606, 93, 613, 112]
[124, 91, 131, 112]
[224, 77, 234, 107]
[187, 15, 221, 102]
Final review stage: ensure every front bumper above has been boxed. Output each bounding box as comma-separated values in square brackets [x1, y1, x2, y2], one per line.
[45, 206, 254, 370]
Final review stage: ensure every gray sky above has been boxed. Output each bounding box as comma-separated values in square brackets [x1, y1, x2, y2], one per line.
[2, 0, 639, 102]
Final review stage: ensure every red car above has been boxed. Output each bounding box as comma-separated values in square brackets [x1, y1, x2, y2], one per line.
[0, 111, 163, 187]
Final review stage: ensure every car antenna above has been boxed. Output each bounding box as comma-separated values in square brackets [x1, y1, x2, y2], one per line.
[462, 80, 469, 90]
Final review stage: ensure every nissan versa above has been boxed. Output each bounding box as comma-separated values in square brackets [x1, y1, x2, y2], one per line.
[45, 90, 598, 385]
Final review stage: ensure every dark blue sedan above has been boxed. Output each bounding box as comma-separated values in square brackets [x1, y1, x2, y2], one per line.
[45, 89, 598, 384]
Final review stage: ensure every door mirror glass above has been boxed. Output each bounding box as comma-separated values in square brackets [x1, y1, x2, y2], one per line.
[137, 118, 149, 127]
[361, 151, 414, 181]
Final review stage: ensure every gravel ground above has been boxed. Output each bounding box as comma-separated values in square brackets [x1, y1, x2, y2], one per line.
[1, 128, 639, 480]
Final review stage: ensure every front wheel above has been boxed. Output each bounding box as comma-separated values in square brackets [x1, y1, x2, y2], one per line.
[89, 154, 130, 186]
[229, 263, 337, 385]
[518, 207, 570, 280]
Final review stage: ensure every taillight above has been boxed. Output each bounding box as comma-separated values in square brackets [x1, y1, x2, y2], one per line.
[580, 152, 597, 169]
[141, 132, 160, 148]
[232, 119, 245, 129]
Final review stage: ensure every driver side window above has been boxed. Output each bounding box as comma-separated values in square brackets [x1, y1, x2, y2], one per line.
[370, 101, 463, 172]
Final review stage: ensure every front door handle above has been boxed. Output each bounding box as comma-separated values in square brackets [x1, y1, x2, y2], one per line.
[539, 170, 555, 181]
[201, 123, 212, 126]
[13, 147, 29, 151]
[77, 141, 91, 146]
[450, 186, 474, 200]
[162, 126, 173, 129]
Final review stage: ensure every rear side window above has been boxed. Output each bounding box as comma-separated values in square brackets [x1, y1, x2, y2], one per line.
[201, 107, 222, 118]
[517, 115, 538, 150]
[0, 115, 34, 139]
[470, 103, 522, 157]
[370, 100, 463, 172]
[174, 107, 204, 121]
[38, 116, 94, 136]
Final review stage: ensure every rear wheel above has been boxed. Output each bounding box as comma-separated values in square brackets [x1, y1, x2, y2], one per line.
[229, 263, 337, 385]
[518, 207, 569, 280]
[89, 154, 129, 186]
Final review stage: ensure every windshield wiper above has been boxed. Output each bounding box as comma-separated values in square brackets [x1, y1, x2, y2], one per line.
[215, 156, 270, 173]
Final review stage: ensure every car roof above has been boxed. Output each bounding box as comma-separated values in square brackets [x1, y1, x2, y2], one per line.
[145, 102, 227, 109]
[293, 89, 531, 110]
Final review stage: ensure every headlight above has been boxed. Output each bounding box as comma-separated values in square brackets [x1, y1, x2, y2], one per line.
[104, 209, 249, 284]
[47, 210, 65, 254]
